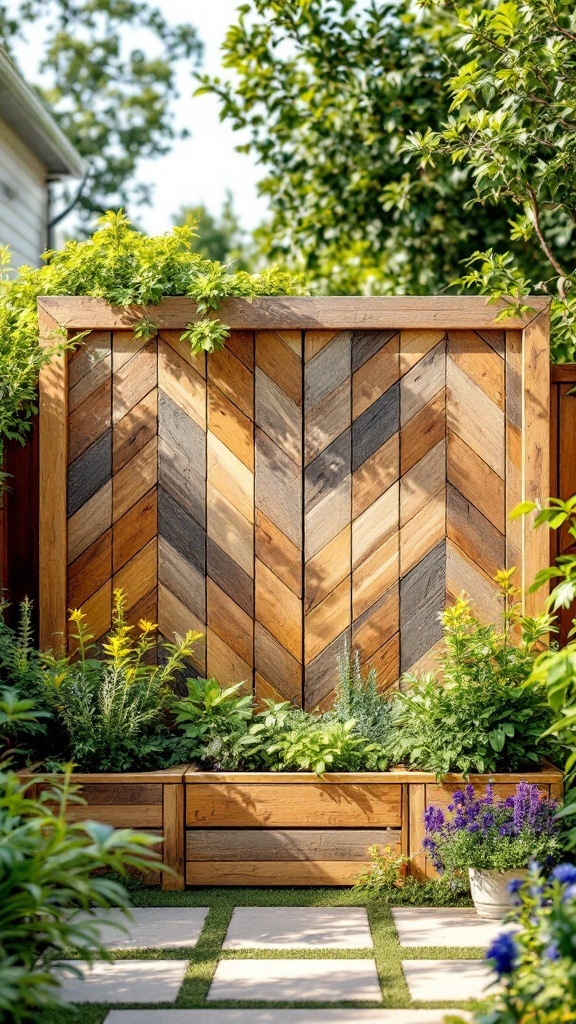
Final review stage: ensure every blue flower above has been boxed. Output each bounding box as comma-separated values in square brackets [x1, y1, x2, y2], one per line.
[551, 863, 576, 885]
[563, 883, 576, 903]
[545, 942, 560, 961]
[486, 932, 518, 978]
[506, 877, 525, 896]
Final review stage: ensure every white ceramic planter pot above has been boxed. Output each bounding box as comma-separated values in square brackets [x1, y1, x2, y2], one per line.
[468, 867, 527, 919]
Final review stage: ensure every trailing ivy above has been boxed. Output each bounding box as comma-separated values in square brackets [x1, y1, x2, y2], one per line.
[0, 210, 303, 450]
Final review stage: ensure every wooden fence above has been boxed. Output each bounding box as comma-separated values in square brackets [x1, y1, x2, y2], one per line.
[1, 295, 543, 708]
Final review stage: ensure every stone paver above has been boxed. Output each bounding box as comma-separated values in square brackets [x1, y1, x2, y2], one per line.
[402, 960, 497, 1002]
[71, 907, 209, 949]
[208, 959, 382, 1003]
[392, 908, 516, 948]
[105, 1011, 473, 1023]
[53, 959, 188, 1004]
[223, 907, 373, 950]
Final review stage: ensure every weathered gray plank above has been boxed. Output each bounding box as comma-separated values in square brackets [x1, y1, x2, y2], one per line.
[305, 428, 351, 513]
[304, 627, 351, 709]
[158, 486, 205, 575]
[304, 331, 351, 413]
[255, 368, 302, 466]
[158, 437, 205, 529]
[158, 535, 206, 621]
[305, 378, 350, 466]
[352, 329, 398, 372]
[255, 427, 302, 547]
[399, 540, 446, 672]
[254, 622, 302, 703]
[352, 382, 399, 472]
[186, 827, 401, 861]
[158, 391, 206, 477]
[207, 537, 254, 617]
[67, 430, 112, 517]
[400, 340, 446, 427]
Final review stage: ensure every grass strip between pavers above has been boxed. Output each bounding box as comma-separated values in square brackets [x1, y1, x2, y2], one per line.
[37, 886, 489, 1024]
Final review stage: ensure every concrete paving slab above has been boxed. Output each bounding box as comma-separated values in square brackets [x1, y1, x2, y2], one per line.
[70, 907, 209, 949]
[207, 958, 382, 1002]
[105, 1011, 474, 1023]
[53, 959, 188, 1003]
[392, 908, 517, 948]
[402, 960, 497, 1002]
[223, 907, 373, 949]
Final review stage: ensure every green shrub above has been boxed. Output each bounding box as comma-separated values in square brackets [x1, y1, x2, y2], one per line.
[330, 643, 395, 751]
[0, 763, 160, 1023]
[0, 600, 54, 764]
[40, 591, 200, 772]
[171, 676, 255, 770]
[354, 844, 470, 905]
[391, 574, 558, 777]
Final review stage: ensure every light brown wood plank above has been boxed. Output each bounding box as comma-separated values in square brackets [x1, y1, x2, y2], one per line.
[305, 525, 350, 613]
[68, 376, 111, 464]
[187, 782, 402, 827]
[254, 628, 302, 703]
[352, 532, 398, 620]
[352, 482, 398, 570]
[69, 350, 112, 413]
[207, 578, 253, 665]
[305, 378, 350, 466]
[78, 783, 163, 805]
[400, 341, 446, 427]
[400, 389, 446, 476]
[448, 431, 505, 533]
[113, 339, 156, 424]
[352, 433, 399, 520]
[209, 384, 254, 471]
[113, 538, 157, 610]
[353, 333, 399, 418]
[158, 329, 206, 379]
[207, 432, 254, 523]
[255, 559, 302, 661]
[255, 510, 302, 597]
[112, 331, 148, 373]
[186, 860, 383, 886]
[69, 331, 111, 388]
[63, 804, 163, 827]
[522, 310, 551, 615]
[162, 783, 185, 890]
[447, 358, 505, 478]
[408, 783, 426, 877]
[446, 539, 502, 627]
[399, 330, 445, 376]
[207, 482, 253, 577]
[206, 628, 252, 688]
[447, 483, 505, 580]
[158, 337, 205, 429]
[305, 576, 351, 664]
[68, 529, 112, 610]
[113, 388, 158, 474]
[352, 583, 399, 663]
[400, 488, 446, 576]
[113, 487, 157, 573]
[305, 476, 350, 562]
[187, 828, 401, 861]
[400, 439, 445, 527]
[366, 633, 399, 692]
[448, 330, 505, 410]
[256, 330, 302, 405]
[207, 343, 253, 418]
[227, 329, 255, 371]
[158, 584, 205, 674]
[256, 428, 302, 548]
[68, 480, 112, 564]
[112, 437, 158, 523]
[159, 536, 206, 622]
[255, 368, 302, 466]
[304, 329, 340, 362]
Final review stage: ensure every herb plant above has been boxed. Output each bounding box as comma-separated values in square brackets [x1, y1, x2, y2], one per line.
[0, 763, 160, 1023]
[478, 862, 576, 1023]
[40, 591, 201, 772]
[0, 210, 302, 450]
[391, 575, 558, 777]
[330, 643, 395, 751]
[171, 676, 255, 770]
[423, 782, 563, 879]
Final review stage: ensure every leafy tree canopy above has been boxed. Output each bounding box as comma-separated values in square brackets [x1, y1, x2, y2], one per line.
[0, 0, 201, 226]
[410, 0, 576, 361]
[172, 192, 252, 270]
[200, 0, 549, 296]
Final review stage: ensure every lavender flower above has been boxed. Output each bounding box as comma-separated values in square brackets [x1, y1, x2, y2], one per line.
[507, 878, 525, 895]
[486, 932, 518, 977]
[551, 863, 576, 885]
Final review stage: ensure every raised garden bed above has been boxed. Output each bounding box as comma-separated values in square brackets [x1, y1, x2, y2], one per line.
[184, 765, 564, 886]
[22, 767, 187, 891]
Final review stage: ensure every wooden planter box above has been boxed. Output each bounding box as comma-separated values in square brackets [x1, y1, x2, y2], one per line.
[184, 765, 564, 886]
[23, 768, 187, 891]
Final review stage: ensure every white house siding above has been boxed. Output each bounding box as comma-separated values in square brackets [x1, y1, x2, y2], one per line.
[0, 115, 47, 267]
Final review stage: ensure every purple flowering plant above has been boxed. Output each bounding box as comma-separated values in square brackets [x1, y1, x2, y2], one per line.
[476, 861, 576, 1023]
[423, 782, 563, 877]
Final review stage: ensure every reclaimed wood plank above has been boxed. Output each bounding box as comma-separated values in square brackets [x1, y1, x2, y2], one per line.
[78, 784, 162, 805]
[447, 482, 505, 580]
[522, 310, 551, 616]
[207, 481, 253, 577]
[68, 377, 111, 464]
[162, 783, 185, 890]
[447, 358, 505, 478]
[304, 329, 340, 363]
[352, 583, 399, 663]
[113, 388, 158, 475]
[207, 578, 253, 665]
[305, 525, 351, 613]
[208, 343, 254, 418]
[399, 330, 445, 377]
[207, 431, 253, 523]
[506, 333, 524, 581]
[158, 486, 205, 574]
[352, 383, 399, 472]
[207, 537, 253, 618]
[255, 428, 302, 547]
[305, 576, 351, 664]
[352, 433, 399, 520]
[187, 783, 402, 828]
[305, 429, 351, 512]
[400, 488, 446, 577]
[68, 480, 112, 564]
[113, 538, 157, 610]
[408, 783, 426, 878]
[159, 535, 206, 621]
[112, 331, 148, 373]
[206, 628, 252, 688]
[351, 329, 398, 372]
[186, 861, 384, 886]
[159, 437, 205, 529]
[113, 339, 157, 425]
[254, 623, 302, 703]
[112, 436, 157, 522]
[69, 350, 111, 414]
[158, 390, 206, 478]
[400, 388, 446, 476]
[255, 559, 302, 661]
[113, 487, 157, 573]
[400, 541, 446, 673]
[305, 628, 350, 710]
[255, 368, 302, 466]
[209, 384, 254, 471]
[158, 329, 206, 379]
[63, 804, 163, 827]
[352, 532, 398, 621]
[352, 482, 398, 570]
[400, 341, 446, 427]
[353, 333, 399, 418]
[255, 510, 302, 597]
[400, 439, 445, 528]
[187, 828, 402, 861]
[256, 330, 302, 405]
[305, 331, 351, 412]
[448, 330, 505, 410]
[69, 331, 111, 388]
[227, 329, 255, 371]
[158, 584, 206, 673]
[305, 378, 350, 466]
[68, 528, 111, 610]
[366, 633, 399, 691]
[305, 476, 351, 563]
[448, 431, 505, 533]
[446, 539, 502, 627]
[67, 430, 112, 518]
[158, 338, 204, 429]
[68, 580, 112, 651]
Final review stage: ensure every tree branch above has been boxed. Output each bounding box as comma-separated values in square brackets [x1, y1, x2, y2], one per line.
[527, 186, 571, 297]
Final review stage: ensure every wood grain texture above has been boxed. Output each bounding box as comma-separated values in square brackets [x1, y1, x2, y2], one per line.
[304, 329, 340, 362]
[68, 580, 112, 650]
[207, 344, 253, 418]
[352, 482, 398, 570]
[522, 311, 551, 615]
[305, 429, 351, 512]
[206, 627, 252, 688]
[68, 529, 112, 609]
[111, 331, 148, 373]
[187, 782, 402, 828]
[113, 388, 158, 475]
[351, 329, 398, 372]
[158, 584, 205, 672]
[352, 383, 399, 472]
[305, 379, 350, 466]
[69, 331, 111, 388]
[69, 349, 111, 414]
[159, 535, 206, 621]
[446, 483, 505, 579]
[255, 368, 302, 466]
[159, 391, 205, 479]
[159, 437, 205, 529]
[68, 430, 112, 518]
[400, 488, 445, 577]
[158, 329, 206, 379]
[255, 559, 302, 661]
[254, 623, 302, 703]
[186, 860, 385, 886]
[227, 329, 255, 371]
[399, 330, 445, 376]
[352, 583, 399, 663]
[68, 377, 111, 464]
[447, 358, 505, 478]
[305, 525, 350, 613]
[352, 433, 399, 520]
[367, 633, 400, 692]
[305, 331, 351, 412]
[112, 436, 157, 522]
[305, 475, 350, 562]
[207, 537, 253, 617]
[113, 537, 157, 611]
[187, 828, 401, 861]
[158, 486, 205, 575]
[255, 428, 302, 547]
[448, 431, 505, 533]
[448, 331, 505, 410]
[446, 539, 502, 627]
[400, 342, 446, 427]
[158, 338, 205, 430]
[113, 338, 157, 425]
[207, 481, 253, 577]
[209, 384, 254, 471]
[305, 628, 350, 710]
[113, 487, 157, 573]
[67, 481, 112, 564]
[207, 578, 253, 665]
[207, 432, 253, 523]
[400, 541, 445, 673]
[305, 576, 351, 664]
[255, 510, 301, 597]
[162, 783, 185, 890]
[256, 330, 302, 405]
[352, 531, 398, 621]
[400, 439, 445, 528]
[353, 333, 399, 417]
[400, 389, 445, 476]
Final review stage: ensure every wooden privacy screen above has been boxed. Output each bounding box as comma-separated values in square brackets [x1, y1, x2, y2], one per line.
[38, 297, 550, 709]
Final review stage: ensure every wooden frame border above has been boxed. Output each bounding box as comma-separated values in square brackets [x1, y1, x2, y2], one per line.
[37, 295, 551, 649]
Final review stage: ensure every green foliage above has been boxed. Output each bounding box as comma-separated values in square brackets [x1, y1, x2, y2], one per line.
[476, 863, 576, 1024]
[263, 714, 388, 775]
[0, 763, 160, 1023]
[0, 0, 201, 225]
[171, 676, 255, 770]
[330, 642, 395, 750]
[354, 844, 470, 904]
[0, 211, 302, 450]
[203, 0, 548, 296]
[39, 590, 201, 772]
[391, 574, 558, 777]
[0, 600, 52, 763]
[408, 0, 576, 362]
[172, 193, 252, 269]
[0, 688, 49, 763]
